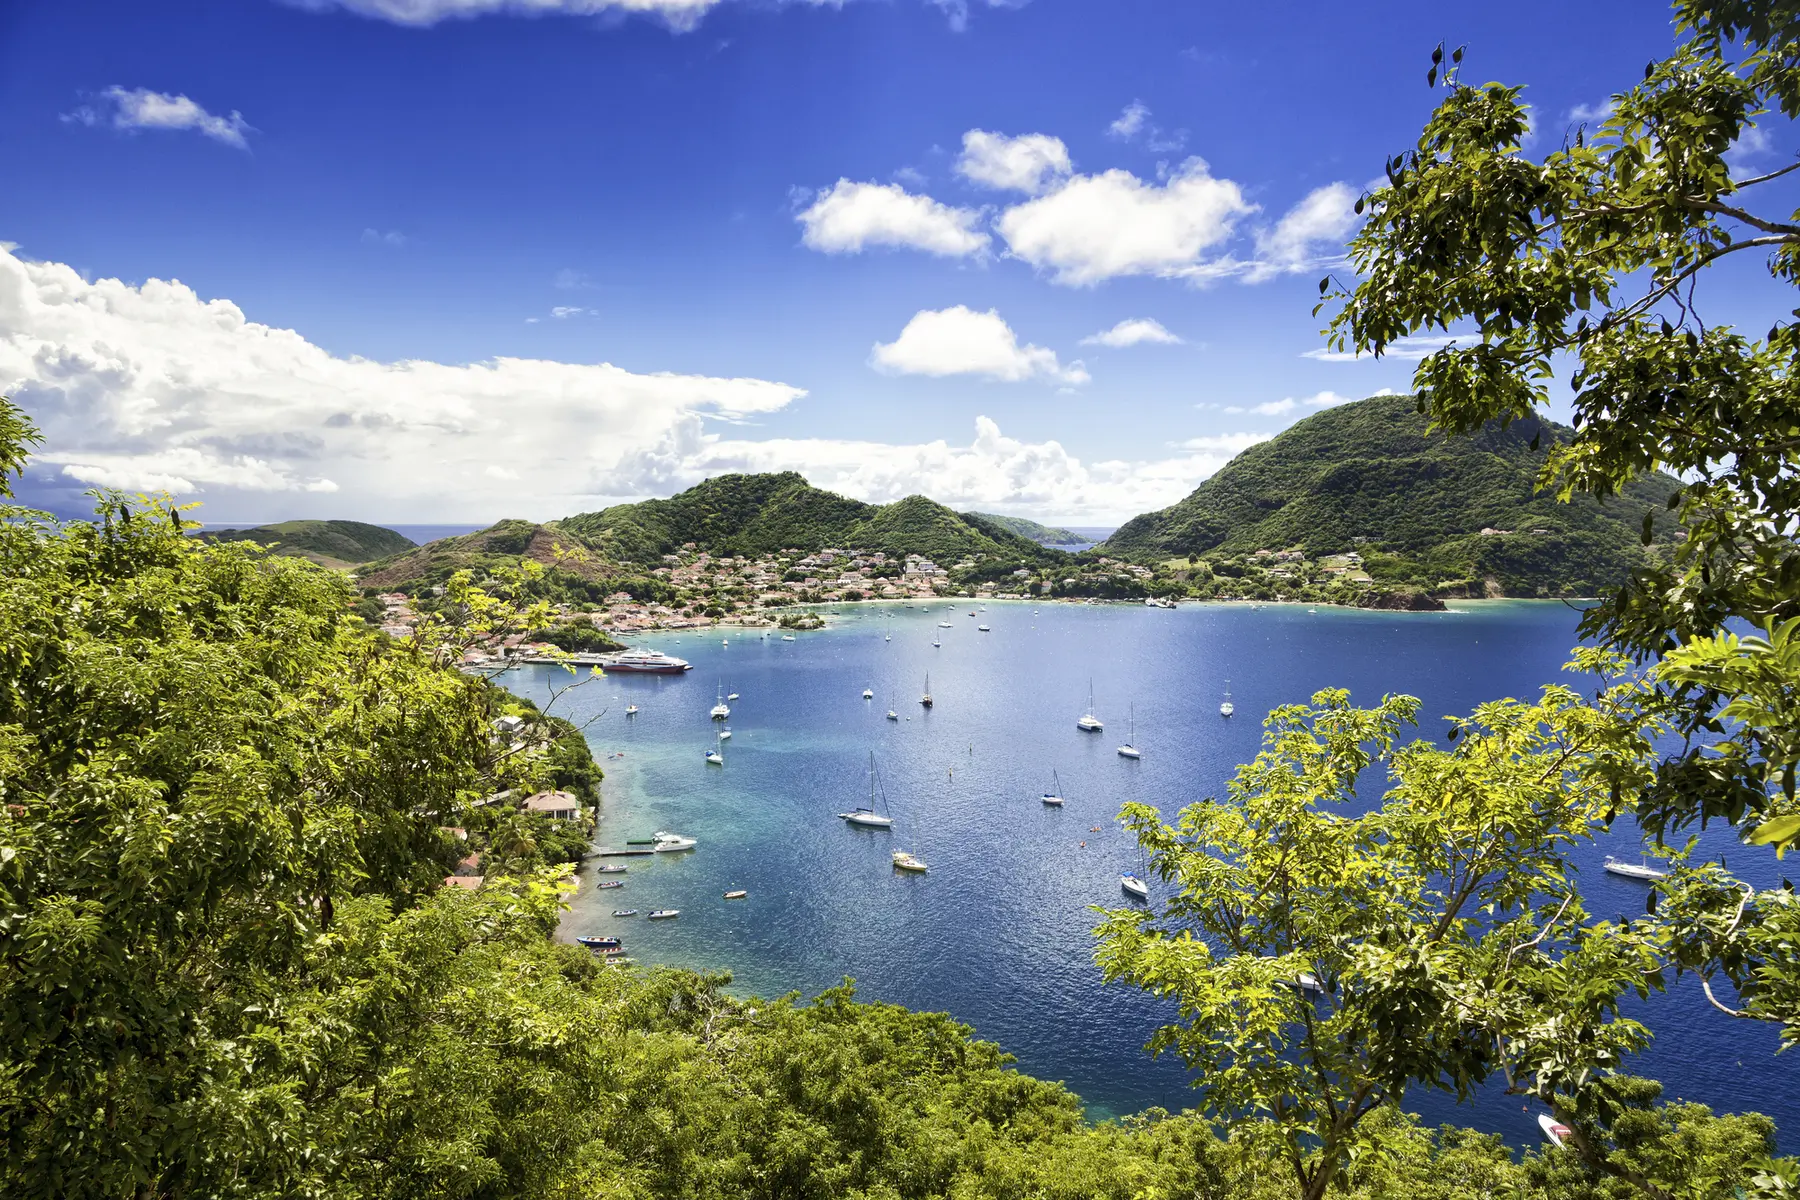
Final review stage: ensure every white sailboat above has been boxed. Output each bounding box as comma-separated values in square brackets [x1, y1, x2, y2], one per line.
[1077, 681, 1103, 732]
[717, 727, 731, 739]
[709, 685, 731, 720]
[1120, 838, 1149, 899]
[838, 751, 895, 829]
[704, 731, 724, 765]
[892, 849, 929, 873]
[920, 673, 933, 708]
[1041, 769, 1065, 806]
[932, 631, 942, 648]
[1604, 856, 1668, 881]
[1117, 704, 1141, 759]
[625, 704, 639, 716]
[886, 689, 899, 721]
[1219, 682, 1235, 718]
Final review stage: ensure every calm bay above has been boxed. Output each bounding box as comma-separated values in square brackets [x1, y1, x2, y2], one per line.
[497, 599, 1799, 1145]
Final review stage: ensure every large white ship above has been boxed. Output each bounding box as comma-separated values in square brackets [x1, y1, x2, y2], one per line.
[603, 649, 692, 674]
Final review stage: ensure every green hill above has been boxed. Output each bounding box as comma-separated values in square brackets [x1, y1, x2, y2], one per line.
[203, 519, 415, 567]
[356, 519, 641, 603]
[967, 512, 1086, 545]
[559, 472, 1059, 565]
[1103, 394, 1682, 597]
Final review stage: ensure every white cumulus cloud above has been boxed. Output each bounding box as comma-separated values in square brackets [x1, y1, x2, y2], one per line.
[870, 306, 1087, 384]
[0, 245, 804, 520]
[996, 158, 1253, 286]
[1080, 318, 1183, 348]
[63, 87, 253, 149]
[795, 179, 990, 258]
[1302, 335, 1462, 363]
[611, 416, 1264, 523]
[956, 130, 1072, 195]
[284, 0, 727, 31]
[1250, 182, 1359, 280]
[1222, 390, 1371, 416]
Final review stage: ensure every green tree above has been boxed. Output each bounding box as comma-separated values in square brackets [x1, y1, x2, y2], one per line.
[1095, 681, 1668, 1200]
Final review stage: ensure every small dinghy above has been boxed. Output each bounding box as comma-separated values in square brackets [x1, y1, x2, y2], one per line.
[648, 909, 680, 920]
[575, 935, 621, 949]
[597, 880, 624, 890]
[596, 864, 627, 874]
[611, 908, 638, 917]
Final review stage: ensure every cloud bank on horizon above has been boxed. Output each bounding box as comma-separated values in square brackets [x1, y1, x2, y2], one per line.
[0, 245, 1271, 524]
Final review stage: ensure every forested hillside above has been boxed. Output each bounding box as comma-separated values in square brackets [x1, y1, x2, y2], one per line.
[201, 518, 416, 566]
[968, 511, 1087, 545]
[1104, 394, 1682, 596]
[559, 472, 1059, 564]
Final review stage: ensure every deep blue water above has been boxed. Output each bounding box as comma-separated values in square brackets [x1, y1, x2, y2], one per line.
[495, 600, 1799, 1146]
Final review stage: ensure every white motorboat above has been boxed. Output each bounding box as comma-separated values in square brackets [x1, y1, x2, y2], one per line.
[1041, 768, 1065, 806]
[782, 634, 795, 641]
[1077, 680, 1103, 732]
[651, 831, 697, 852]
[1119, 873, 1149, 900]
[1604, 856, 1668, 881]
[603, 649, 692, 674]
[977, 624, 990, 632]
[839, 752, 896, 827]
[723, 889, 748, 899]
[892, 850, 929, 873]
[1117, 703, 1141, 759]
[1220, 681, 1235, 719]
[862, 687, 874, 699]
[647, 909, 680, 920]
[1537, 1113, 1572, 1149]
[938, 621, 954, 628]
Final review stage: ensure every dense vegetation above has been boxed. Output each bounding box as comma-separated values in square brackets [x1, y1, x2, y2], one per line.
[201, 517, 417, 566]
[358, 519, 677, 608]
[560, 472, 1060, 565]
[1104, 395, 1680, 596]
[967, 512, 1088, 545]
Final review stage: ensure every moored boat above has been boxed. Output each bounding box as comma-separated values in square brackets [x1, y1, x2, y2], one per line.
[604, 649, 692, 674]
[597, 880, 624, 889]
[575, 935, 621, 948]
[1220, 681, 1235, 718]
[892, 850, 928, 873]
[1120, 873, 1149, 900]
[648, 909, 680, 919]
[1078, 681, 1103, 732]
[1604, 856, 1668, 881]
[651, 831, 697, 852]
[1537, 1113, 1572, 1149]
[596, 864, 627, 873]
[840, 752, 897, 828]
[1041, 768, 1065, 806]
[723, 889, 748, 899]
[611, 908, 638, 917]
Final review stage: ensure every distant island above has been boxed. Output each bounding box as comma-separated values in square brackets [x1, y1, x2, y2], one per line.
[965, 512, 1088, 546]
[232, 395, 1681, 644]
[201, 519, 417, 568]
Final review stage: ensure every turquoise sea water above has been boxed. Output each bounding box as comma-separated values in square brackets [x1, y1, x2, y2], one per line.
[495, 599, 1799, 1145]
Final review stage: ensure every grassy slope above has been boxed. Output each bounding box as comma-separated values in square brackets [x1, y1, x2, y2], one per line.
[1104, 394, 1680, 594]
[204, 520, 416, 567]
[559, 472, 1059, 565]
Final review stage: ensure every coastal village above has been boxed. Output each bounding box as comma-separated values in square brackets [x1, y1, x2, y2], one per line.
[365, 541, 1414, 654]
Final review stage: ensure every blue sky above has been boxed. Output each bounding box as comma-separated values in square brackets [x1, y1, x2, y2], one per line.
[0, 0, 1756, 523]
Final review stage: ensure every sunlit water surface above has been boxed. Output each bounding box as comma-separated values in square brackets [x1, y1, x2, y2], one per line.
[495, 600, 1798, 1146]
